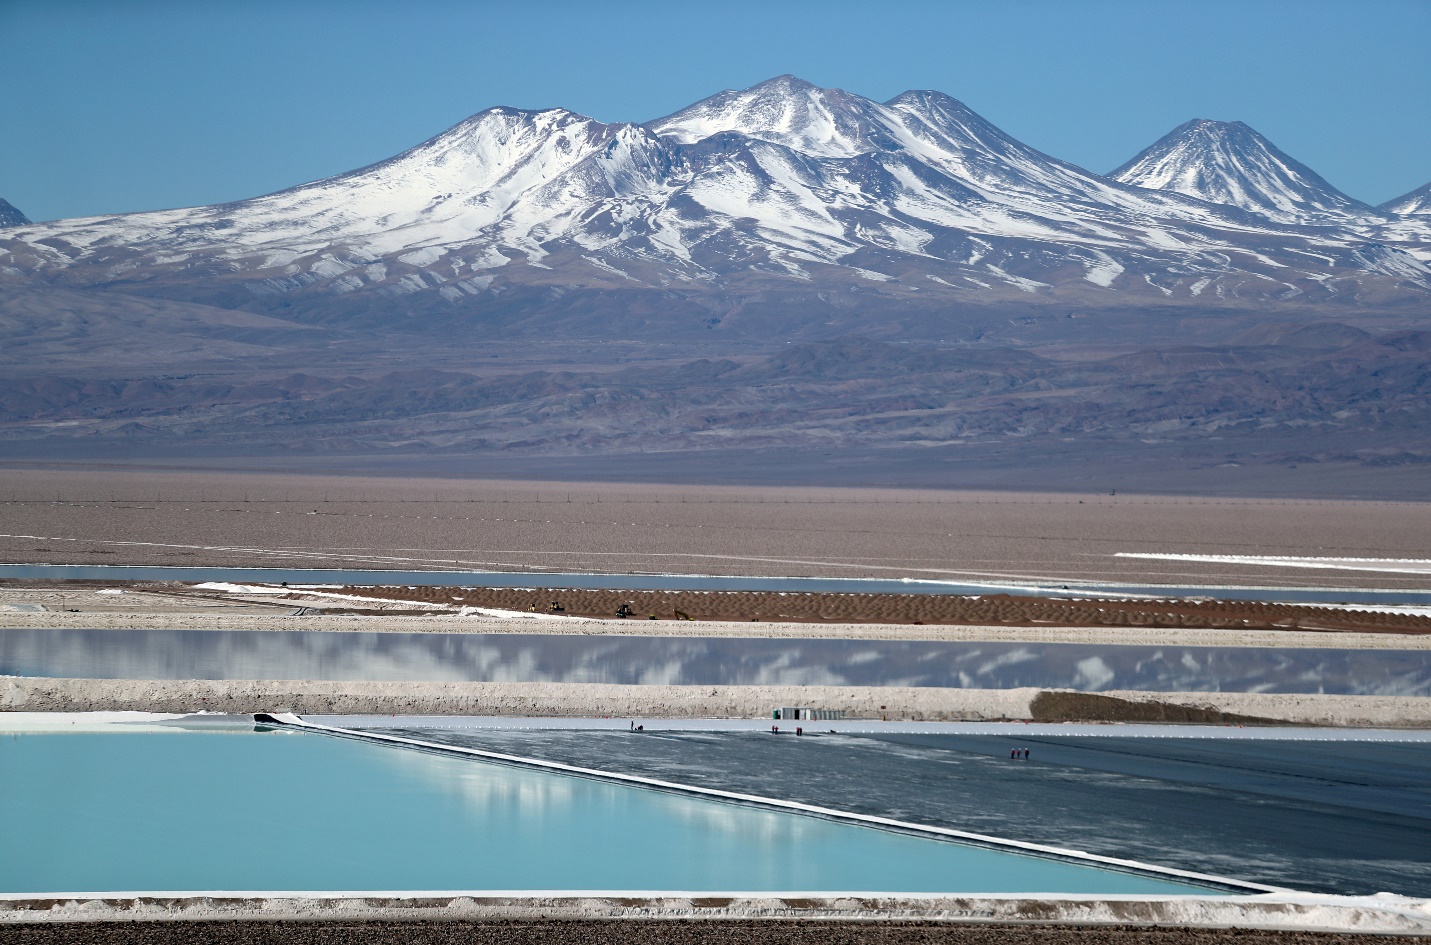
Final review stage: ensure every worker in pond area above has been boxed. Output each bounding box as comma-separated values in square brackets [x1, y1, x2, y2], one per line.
[549, 601, 564, 613]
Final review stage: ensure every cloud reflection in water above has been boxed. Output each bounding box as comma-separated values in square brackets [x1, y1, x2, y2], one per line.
[1, 629, 1427, 695]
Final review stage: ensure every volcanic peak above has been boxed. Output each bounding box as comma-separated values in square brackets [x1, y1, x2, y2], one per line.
[648, 74, 896, 158]
[1111, 117, 1376, 224]
[1381, 180, 1431, 215]
[0, 198, 29, 228]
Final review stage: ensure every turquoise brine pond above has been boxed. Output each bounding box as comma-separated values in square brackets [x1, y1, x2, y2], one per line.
[2, 728, 1211, 895]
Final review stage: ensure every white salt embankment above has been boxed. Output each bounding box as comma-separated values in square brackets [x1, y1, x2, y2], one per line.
[4, 891, 1431, 934]
[3, 677, 1430, 727]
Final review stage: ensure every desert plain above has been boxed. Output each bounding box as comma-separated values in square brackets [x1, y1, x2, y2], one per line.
[2, 466, 1429, 588]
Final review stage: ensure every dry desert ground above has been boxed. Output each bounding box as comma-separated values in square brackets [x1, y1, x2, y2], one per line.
[1, 467, 1428, 589]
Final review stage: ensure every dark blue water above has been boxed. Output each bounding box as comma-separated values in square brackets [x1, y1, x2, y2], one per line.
[2, 563, 1428, 605]
[4, 628, 1427, 695]
[386, 727, 1431, 897]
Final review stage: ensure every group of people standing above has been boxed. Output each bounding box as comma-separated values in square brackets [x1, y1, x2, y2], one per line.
[1010, 747, 1031, 760]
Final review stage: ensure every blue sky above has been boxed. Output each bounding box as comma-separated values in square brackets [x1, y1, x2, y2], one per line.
[3, 0, 1427, 222]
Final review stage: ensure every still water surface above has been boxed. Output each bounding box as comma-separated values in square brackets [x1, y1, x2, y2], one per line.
[0, 728, 1207, 894]
[3, 628, 1426, 694]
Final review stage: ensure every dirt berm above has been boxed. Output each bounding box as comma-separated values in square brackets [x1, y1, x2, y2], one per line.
[1030, 691, 1283, 725]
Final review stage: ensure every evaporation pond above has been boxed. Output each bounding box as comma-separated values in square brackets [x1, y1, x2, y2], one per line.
[1, 728, 1209, 895]
[7, 628, 1427, 695]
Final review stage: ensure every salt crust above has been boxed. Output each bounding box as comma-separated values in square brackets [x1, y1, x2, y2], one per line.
[4, 678, 1431, 727]
[2, 891, 1430, 933]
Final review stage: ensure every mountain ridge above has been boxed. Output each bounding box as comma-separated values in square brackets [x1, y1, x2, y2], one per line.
[1, 77, 1429, 489]
[1, 75, 1427, 334]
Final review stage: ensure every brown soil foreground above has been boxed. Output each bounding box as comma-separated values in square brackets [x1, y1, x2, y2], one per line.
[0, 920, 1414, 944]
[310, 585, 1431, 635]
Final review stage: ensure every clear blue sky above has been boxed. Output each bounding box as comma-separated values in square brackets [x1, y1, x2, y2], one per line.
[3, 0, 1427, 222]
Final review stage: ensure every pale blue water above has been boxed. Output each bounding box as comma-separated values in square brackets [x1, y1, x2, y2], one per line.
[0, 729, 1211, 895]
[1, 563, 1425, 604]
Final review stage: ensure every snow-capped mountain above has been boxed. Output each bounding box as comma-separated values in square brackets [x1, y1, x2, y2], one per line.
[0, 198, 29, 228]
[1382, 181, 1431, 215]
[0, 77, 1427, 328]
[653, 76, 1155, 211]
[1109, 119, 1381, 226]
[649, 75, 887, 158]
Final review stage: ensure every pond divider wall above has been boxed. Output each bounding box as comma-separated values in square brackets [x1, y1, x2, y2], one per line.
[252, 712, 1279, 895]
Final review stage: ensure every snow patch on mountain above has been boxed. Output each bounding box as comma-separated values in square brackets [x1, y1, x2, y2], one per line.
[1082, 251, 1124, 287]
[1351, 244, 1431, 280]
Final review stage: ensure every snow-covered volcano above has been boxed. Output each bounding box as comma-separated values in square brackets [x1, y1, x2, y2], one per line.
[648, 75, 890, 158]
[0, 77, 1426, 324]
[0, 198, 29, 228]
[1109, 119, 1378, 226]
[653, 76, 1159, 211]
[1382, 180, 1431, 216]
